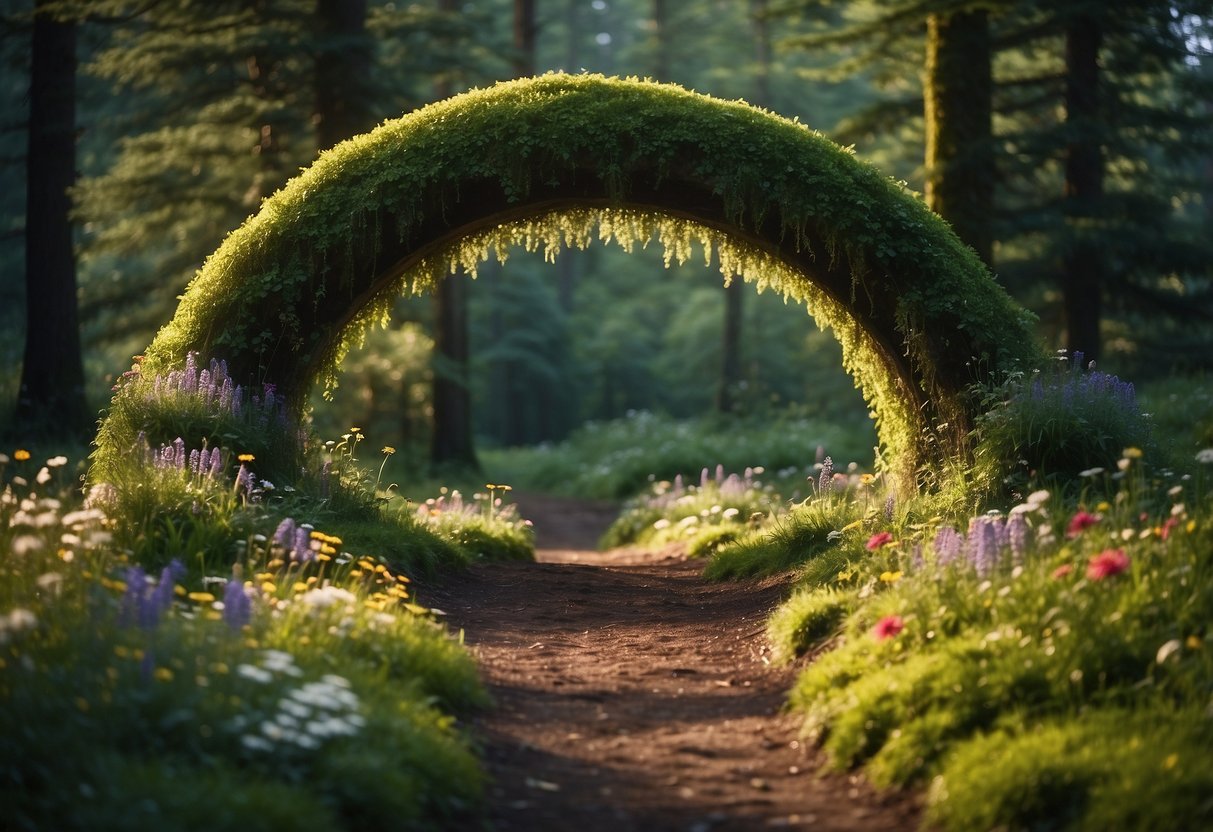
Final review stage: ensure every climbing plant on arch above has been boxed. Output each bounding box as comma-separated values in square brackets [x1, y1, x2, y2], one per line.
[95, 73, 1043, 491]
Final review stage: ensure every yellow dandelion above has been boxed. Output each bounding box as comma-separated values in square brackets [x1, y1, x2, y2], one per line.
[1123, 447, 1144, 459]
[382, 446, 396, 455]
[291, 582, 309, 594]
[13, 449, 31, 461]
[879, 570, 903, 583]
[860, 473, 876, 485]
[320, 544, 336, 555]
[187, 591, 215, 603]
[349, 426, 362, 433]
[316, 553, 332, 562]
[238, 453, 255, 462]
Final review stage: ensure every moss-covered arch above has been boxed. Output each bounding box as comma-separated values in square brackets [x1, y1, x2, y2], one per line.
[103, 73, 1043, 491]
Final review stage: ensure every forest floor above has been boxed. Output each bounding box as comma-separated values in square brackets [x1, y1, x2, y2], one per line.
[421, 493, 923, 831]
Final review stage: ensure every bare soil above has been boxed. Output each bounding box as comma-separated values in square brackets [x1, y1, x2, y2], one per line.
[421, 493, 922, 831]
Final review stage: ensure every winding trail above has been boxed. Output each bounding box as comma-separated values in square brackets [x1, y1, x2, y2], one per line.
[421, 493, 921, 831]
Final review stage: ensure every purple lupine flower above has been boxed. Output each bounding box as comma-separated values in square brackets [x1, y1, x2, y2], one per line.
[209, 448, 224, 479]
[173, 437, 186, 471]
[909, 542, 925, 572]
[700, 467, 710, 489]
[273, 517, 297, 549]
[218, 378, 233, 414]
[883, 495, 895, 522]
[183, 352, 198, 394]
[715, 464, 725, 484]
[934, 526, 963, 566]
[235, 463, 253, 498]
[672, 474, 684, 496]
[197, 448, 210, 476]
[818, 456, 834, 495]
[189, 449, 200, 476]
[1007, 512, 1029, 567]
[118, 566, 150, 628]
[223, 579, 252, 630]
[293, 524, 315, 562]
[973, 517, 999, 578]
[198, 369, 213, 407]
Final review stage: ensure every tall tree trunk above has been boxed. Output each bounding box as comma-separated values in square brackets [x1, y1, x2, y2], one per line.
[924, 9, 994, 267]
[1062, 17, 1104, 361]
[17, 0, 89, 438]
[652, 0, 669, 80]
[717, 1, 772, 415]
[513, 0, 536, 77]
[314, 0, 372, 152]
[429, 0, 480, 473]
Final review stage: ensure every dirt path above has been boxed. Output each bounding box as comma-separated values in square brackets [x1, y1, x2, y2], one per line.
[422, 493, 921, 831]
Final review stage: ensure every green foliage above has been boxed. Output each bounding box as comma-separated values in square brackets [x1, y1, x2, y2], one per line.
[970, 354, 1155, 498]
[599, 465, 782, 549]
[775, 440, 1213, 829]
[0, 454, 487, 831]
[705, 489, 869, 580]
[927, 711, 1213, 832]
[486, 409, 874, 500]
[766, 585, 856, 662]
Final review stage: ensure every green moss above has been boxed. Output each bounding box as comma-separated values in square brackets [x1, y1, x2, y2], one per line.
[100, 73, 1045, 493]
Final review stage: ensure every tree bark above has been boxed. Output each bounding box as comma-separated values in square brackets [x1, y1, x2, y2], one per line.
[314, 0, 372, 152]
[429, 0, 480, 473]
[513, 0, 536, 78]
[653, 0, 669, 80]
[1062, 16, 1104, 361]
[17, 0, 89, 438]
[924, 9, 994, 267]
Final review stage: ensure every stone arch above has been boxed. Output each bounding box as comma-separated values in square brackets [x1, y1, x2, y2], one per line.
[106, 74, 1043, 491]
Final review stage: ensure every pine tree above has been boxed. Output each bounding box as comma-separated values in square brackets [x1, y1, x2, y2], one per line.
[16, 0, 90, 437]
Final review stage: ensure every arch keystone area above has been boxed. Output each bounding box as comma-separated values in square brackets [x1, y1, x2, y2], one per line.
[98, 73, 1044, 490]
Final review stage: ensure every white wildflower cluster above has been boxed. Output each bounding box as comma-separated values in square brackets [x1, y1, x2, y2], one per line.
[0, 607, 38, 644]
[232, 650, 366, 754]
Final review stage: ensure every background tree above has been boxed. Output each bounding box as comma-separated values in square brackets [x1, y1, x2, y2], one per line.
[16, 0, 89, 437]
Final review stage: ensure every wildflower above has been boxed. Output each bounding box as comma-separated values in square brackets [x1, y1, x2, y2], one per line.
[1066, 511, 1100, 538]
[879, 570, 902, 583]
[297, 586, 357, 609]
[237, 453, 255, 463]
[1122, 447, 1143, 459]
[872, 615, 905, 641]
[1078, 467, 1105, 478]
[381, 446, 396, 455]
[933, 526, 963, 566]
[1156, 639, 1183, 665]
[1195, 449, 1213, 464]
[866, 531, 894, 551]
[13, 449, 30, 462]
[1087, 548, 1130, 581]
[1051, 564, 1074, 580]
[818, 456, 834, 495]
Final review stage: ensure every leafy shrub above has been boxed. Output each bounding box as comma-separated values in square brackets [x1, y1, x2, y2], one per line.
[971, 352, 1154, 497]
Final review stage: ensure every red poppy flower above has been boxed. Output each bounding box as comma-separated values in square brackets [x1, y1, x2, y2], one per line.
[1051, 564, 1074, 580]
[1086, 548, 1130, 580]
[1066, 511, 1100, 538]
[866, 531, 894, 551]
[872, 615, 905, 641]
